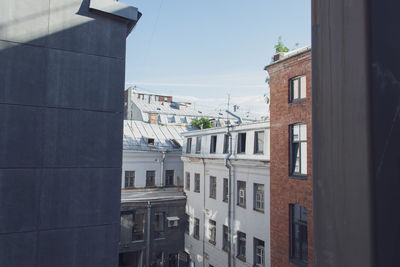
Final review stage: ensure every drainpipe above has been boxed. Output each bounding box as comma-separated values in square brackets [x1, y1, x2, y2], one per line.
[160, 151, 166, 187]
[146, 201, 152, 267]
[224, 129, 233, 267]
[201, 158, 206, 267]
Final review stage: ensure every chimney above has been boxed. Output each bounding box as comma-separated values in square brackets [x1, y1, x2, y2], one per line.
[273, 52, 285, 62]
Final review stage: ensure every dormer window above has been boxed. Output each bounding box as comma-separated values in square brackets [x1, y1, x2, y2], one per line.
[146, 138, 155, 145]
[169, 139, 181, 149]
[289, 75, 306, 102]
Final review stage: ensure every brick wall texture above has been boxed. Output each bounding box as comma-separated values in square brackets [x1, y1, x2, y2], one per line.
[266, 50, 313, 267]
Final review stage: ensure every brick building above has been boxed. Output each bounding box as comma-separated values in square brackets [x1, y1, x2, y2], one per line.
[265, 46, 313, 267]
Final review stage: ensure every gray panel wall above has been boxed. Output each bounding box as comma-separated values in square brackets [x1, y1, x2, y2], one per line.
[0, 0, 136, 266]
[313, 0, 400, 266]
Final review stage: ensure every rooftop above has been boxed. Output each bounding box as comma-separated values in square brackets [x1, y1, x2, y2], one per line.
[123, 120, 191, 152]
[265, 45, 311, 69]
[121, 188, 186, 203]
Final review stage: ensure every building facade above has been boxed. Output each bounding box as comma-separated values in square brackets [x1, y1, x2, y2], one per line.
[122, 120, 189, 189]
[120, 189, 187, 267]
[182, 122, 271, 267]
[0, 1, 140, 266]
[265, 47, 313, 267]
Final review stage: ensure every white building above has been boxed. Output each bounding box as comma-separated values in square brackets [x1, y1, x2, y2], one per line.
[124, 87, 262, 126]
[182, 122, 271, 267]
[121, 120, 190, 189]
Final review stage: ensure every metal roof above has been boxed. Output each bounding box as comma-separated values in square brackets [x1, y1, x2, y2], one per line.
[123, 120, 191, 152]
[121, 188, 186, 203]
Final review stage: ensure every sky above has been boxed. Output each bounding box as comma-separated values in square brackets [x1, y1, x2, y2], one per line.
[121, 0, 311, 115]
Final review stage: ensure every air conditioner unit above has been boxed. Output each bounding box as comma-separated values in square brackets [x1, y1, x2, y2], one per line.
[167, 216, 180, 227]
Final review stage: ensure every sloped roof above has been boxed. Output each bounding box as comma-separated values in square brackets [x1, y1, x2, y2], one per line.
[132, 99, 261, 122]
[123, 120, 191, 152]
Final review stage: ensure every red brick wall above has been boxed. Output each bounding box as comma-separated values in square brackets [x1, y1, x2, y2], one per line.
[266, 51, 313, 267]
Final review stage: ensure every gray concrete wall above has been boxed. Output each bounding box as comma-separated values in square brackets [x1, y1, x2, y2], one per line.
[313, 0, 400, 266]
[0, 1, 139, 266]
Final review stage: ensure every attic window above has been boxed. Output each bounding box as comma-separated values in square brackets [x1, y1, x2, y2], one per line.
[198, 111, 202, 114]
[146, 138, 155, 145]
[157, 107, 161, 110]
[169, 139, 181, 149]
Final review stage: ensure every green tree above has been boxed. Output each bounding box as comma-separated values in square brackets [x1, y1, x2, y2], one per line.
[191, 117, 213, 129]
[274, 36, 290, 53]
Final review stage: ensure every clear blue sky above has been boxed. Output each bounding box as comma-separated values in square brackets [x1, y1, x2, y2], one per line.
[121, 0, 311, 115]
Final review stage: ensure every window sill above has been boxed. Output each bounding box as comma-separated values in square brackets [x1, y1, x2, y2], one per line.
[289, 98, 306, 104]
[236, 255, 246, 262]
[208, 240, 216, 246]
[253, 152, 264, 155]
[194, 190, 200, 193]
[223, 200, 228, 203]
[209, 196, 216, 200]
[290, 258, 308, 267]
[253, 208, 264, 214]
[289, 175, 308, 180]
[237, 204, 246, 209]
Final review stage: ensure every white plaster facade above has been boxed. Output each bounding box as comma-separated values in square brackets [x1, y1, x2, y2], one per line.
[122, 150, 184, 188]
[182, 122, 271, 267]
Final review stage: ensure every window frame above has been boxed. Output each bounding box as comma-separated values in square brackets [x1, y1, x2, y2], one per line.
[146, 170, 156, 187]
[289, 75, 307, 103]
[209, 176, 216, 199]
[254, 183, 265, 213]
[254, 238, 265, 267]
[132, 212, 145, 242]
[289, 123, 307, 178]
[210, 135, 217, 154]
[193, 218, 200, 240]
[208, 219, 216, 245]
[237, 132, 246, 154]
[223, 178, 228, 203]
[222, 225, 229, 252]
[165, 169, 174, 187]
[125, 171, 135, 189]
[223, 134, 229, 154]
[194, 173, 200, 193]
[185, 172, 190, 191]
[186, 138, 192, 153]
[254, 131, 265, 154]
[195, 136, 202, 154]
[154, 212, 165, 239]
[237, 231, 246, 261]
[237, 181, 246, 208]
[289, 204, 308, 267]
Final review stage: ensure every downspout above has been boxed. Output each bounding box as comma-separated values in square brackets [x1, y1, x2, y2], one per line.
[160, 151, 166, 187]
[201, 158, 206, 267]
[146, 201, 152, 267]
[224, 129, 233, 267]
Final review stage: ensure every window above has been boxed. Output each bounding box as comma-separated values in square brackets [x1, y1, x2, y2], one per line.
[154, 212, 165, 239]
[169, 139, 181, 149]
[237, 133, 246, 153]
[222, 225, 229, 251]
[132, 212, 145, 241]
[210, 135, 217, 153]
[125, 171, 135, 189]
[290, 204, 308, 265]
[254, 131, 264, 154]
[254, 238, 265, 267]
[186, 138, 192, 153]
[290, 124, 307, 176]
[208, 220, 216, 245]
[254, 183, 264, 212]
[195, 136, 202, 154]
[237, 231, 246, 261]
[194, 173, 200, 193]
[146, 170, 156, 187]
[167, 115, 176, 123]
[185, 172, 190, 191]
[223, 134, 229, 154]
[165, 170, 174, 186]
[289, 75, 306, 102]
[237, 181, 246, 208]
[222, 225, 229, 252]
[193, 218, 200, 240]
[209, 176, 216, 199]
[223, 178, 228, 203]
[146, 138, 155, 145]
[185, 214, 190, 235]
